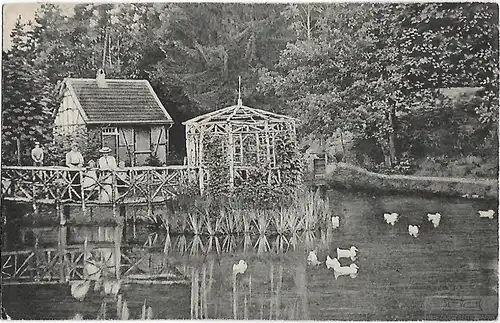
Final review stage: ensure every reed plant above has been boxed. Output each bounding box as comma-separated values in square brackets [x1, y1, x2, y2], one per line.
[189, 234, 205, 256]
[163, 231, 171, 254]
[272, 208, 289, 253]
[147, 187, 332, 252]
[204, 212, 221, 254]
[176, 235, 188, 255]
[253, 210, 271, 254]
[222, 234, 237, 253]
[187, 211, 205, 257]
[206, 234, 221, 255]
[243, 233, 252, 252]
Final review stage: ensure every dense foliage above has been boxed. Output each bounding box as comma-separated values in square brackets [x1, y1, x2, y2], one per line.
[2, 3, 498, 178]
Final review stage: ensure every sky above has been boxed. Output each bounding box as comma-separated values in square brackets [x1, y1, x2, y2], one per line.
[3, 2, 77, 49]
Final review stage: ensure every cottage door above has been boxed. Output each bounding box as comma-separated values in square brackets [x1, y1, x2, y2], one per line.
[102, 128, 118, 157]
[135, 127, 151, 166]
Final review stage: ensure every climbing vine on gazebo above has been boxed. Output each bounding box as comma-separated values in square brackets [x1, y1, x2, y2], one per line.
[203, 134, 230, 198]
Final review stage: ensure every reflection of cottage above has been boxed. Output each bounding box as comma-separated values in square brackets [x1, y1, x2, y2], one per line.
[53, 69, 173, 166]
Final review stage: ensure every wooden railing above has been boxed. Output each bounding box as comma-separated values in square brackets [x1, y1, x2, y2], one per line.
[1, 165, 198, 208]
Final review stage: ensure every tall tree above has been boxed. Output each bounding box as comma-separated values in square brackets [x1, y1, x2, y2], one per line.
[2, 18, 58, 165]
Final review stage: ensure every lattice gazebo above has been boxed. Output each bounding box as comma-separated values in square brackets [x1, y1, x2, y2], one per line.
[183, 101, 298, 194]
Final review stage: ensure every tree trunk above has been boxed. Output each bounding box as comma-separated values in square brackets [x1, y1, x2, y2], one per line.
[306, 4, 311, 41]
[379, 138, 391, 167]
[340, 131, 345, 161]
[387, 106, 397, 166]
[16, 137, 21, 166]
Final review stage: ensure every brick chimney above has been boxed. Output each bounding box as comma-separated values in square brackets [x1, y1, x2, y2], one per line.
[96, 69, 107, 88]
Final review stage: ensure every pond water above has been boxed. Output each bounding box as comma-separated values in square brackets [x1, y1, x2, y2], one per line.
[2, 190, 498, 320]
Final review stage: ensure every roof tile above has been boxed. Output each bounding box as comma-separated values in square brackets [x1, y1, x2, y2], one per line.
[67, 79, 173, 124]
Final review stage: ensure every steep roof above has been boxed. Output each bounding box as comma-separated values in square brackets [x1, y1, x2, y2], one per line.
[65, 78, 173, 124]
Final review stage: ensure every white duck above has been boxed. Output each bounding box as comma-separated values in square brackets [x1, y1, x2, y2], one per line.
[478, 210, 495, 219]
[408, 225, 419, 237]
[307, 251, 322, 266]
[383, 213, 399, 226]
[336, 246, 358, 261]
[325, 255, 340, 270]
[233, 260, 248, 275]
[70, 280, 91, 302]
[427, 213, 441, 228]
[333, 263, 359, 279]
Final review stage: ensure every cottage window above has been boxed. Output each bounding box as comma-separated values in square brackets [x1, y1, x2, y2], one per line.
[102, 127, 119, 136]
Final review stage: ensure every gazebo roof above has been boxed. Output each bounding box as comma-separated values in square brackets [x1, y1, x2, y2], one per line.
[182, 104, 297, 125]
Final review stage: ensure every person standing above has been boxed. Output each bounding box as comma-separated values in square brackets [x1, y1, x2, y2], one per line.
[65, 143, 84, 200]
[98, 147, 118, 202]
[31, 142, 44, 166]
[66, 143, 84, 168]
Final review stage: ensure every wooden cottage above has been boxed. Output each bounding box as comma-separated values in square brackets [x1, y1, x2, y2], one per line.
[183, 100, 299, 194]
[53, 69, 173, 166]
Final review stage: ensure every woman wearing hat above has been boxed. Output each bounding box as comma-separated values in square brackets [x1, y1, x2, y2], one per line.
[98, 147, 118, 202]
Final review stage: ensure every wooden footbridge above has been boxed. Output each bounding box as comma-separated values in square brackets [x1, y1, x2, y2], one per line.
[1, 165, 199, 217]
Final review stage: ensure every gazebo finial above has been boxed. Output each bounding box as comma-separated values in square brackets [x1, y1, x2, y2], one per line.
[237, 76, 242, 106]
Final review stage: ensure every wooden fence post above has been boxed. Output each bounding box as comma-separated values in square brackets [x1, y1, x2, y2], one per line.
[80, 169, 86, 214]
[147, 169, 152, 218]
[112, 171, 117, 217]
[32, 168, 38, 215]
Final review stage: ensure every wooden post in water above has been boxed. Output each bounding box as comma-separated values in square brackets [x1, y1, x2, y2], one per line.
[114, 225, 122, 280]
[58, 225, 67, 283]
[269, 263, 274, 320]
[190, 267, 195, 319]
[244, 294, 248, 320]
[249, 273, 252, 305]
[194, 268, 199, 319]
[116, 294, 122, 318]
[202, 264, 208, 318]
[260, 293, 264, 320]
[232, 273, 237, 320]
[275, 263, 283, 319]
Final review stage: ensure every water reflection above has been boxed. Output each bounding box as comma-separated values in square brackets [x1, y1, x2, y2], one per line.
[2, 191, 498, 320]
[184, 259, 310, 320]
